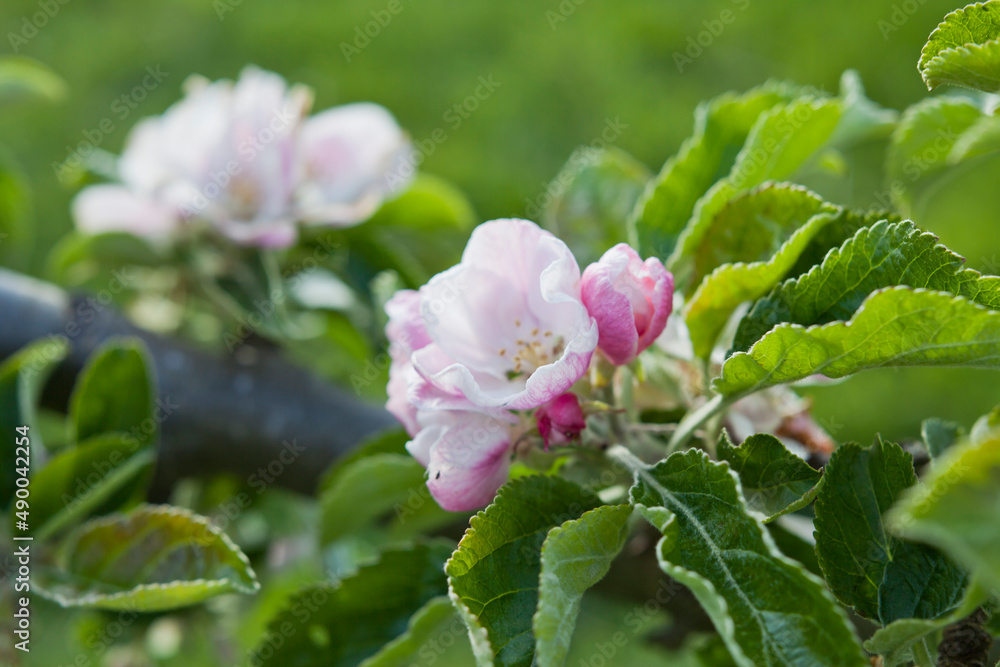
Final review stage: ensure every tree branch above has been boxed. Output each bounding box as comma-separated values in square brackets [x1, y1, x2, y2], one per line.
[0, 268, 397, 498]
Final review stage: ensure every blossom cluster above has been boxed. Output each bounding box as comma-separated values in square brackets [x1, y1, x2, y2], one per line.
[385, 218, 674, 510]
[73, 66, 413, 248]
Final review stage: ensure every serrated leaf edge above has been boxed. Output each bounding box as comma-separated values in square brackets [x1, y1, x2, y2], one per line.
[39, 503, 259, 608]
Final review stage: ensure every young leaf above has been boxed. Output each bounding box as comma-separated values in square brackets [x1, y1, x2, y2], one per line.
[249, 543, 453, 667]
[70, 339, 157, 445]
[319, 453, 449, 544]
[684, 182, 833, 291]
[36, 504, 258, 611]
[785, 207, 903, 280]
[715, 287, 1000, 399]
[863, 580, 989, 667]
[318, 428, 409, 491]
[342, 174, 475, 287]
[731, 220, 1000, 354]
[716, 431, 821, 522]
[813, 440, 966, 624]
[670, 97, 843, 287]
[0, 338, 67, 508]
[629, 81, 810, 259]
[0, 148, 32, 258]
[360, 597, 458, 667]
[628, 449, 867, 667]
[446, 475, 600, 667]
[0, 56, 67, 105]
[28, 433, 155, 541]
[533, 504, 632, 667]
[922, 418, 965, 459]
[890, 433, 1000, 591]
[685, 205, 838, 359]
[919, 1, 1000, 92]
[48, 232, 167, 285]
[950, 113, 1000, 161]
[886, 96, 983, 215]
[543, 146, 650, 266]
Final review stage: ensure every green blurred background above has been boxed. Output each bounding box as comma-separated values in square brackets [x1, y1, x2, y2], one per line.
[2, 0, 998, 443]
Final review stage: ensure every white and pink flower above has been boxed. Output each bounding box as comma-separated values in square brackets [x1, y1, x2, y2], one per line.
[72, 66, 413, 248]
[581, 243, 674, 366]
[386, 218, 603, 510]
[411, 219, 599, 411]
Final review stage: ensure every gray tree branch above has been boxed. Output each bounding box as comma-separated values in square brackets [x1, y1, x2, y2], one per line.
[0, 267, 396, 498]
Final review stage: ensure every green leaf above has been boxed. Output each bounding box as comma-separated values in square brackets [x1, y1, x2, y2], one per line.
[36, 504, 259, 611]
[813, 439, 966, 624]
[628, 449, 867, 667]
[250, 542, 451, 667]
[359, 597, 457, 667]
[731, 220, 1000, 354]
[0, 147, 32, 258]
[919, 1, 1000, 92]
[70, 339, 157, 446]
[670, 97, 843, 288]
[834, 70, 899, 145]
[543, 146, 650, 266]
[48, 231, 166, 285]
[785, 207, 903, 280]
[715, 287, 1000, 399]
[629, 81, 809, 259]
[28, 433, 155, 541]
[344, 174, 476, 287]
[318, 428, 409, 492]
[684, 191, 839, 359]
[922, 418, 966, 459]
[0, 56, 67, 105]
[886, 96, 983, 215]
[0, 339, 67, 508]
[890, 432, 1000, 591]
[716, 431, 821, 522]
[685, 182, 835, 294]
[446, 475, 601, 667]
[533, 504, 632, 666]
[863, 581, 989, 667]
[950, 113, 1000, 162]
[319, 452, 458, 544]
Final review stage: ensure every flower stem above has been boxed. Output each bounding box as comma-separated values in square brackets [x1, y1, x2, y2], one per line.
[665, 393, 731, 456]
[607, 444, 648, 476]
[911, 638, 935, 667]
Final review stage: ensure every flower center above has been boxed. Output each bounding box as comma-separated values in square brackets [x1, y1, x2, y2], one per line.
[498, 319, 564, 379]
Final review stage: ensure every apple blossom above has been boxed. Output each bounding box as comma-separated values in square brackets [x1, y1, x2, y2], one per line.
[536, 393, 586, 448]
[71, 66, 413, 248]
[411, 218, 599, 411]
[297, 103, 415, 225]
[581, 243, 674, 365]
[405, 408, 518, 511]
[384, 289, 432, 436]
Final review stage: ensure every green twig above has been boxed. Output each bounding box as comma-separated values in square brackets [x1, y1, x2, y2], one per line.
[912, 638, 935, 667]
[665, 393, 731, 455]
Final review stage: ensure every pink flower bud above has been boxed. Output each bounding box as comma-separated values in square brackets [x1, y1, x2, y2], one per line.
[581, 244, 674, 366]
[536, 393, 586, 449]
